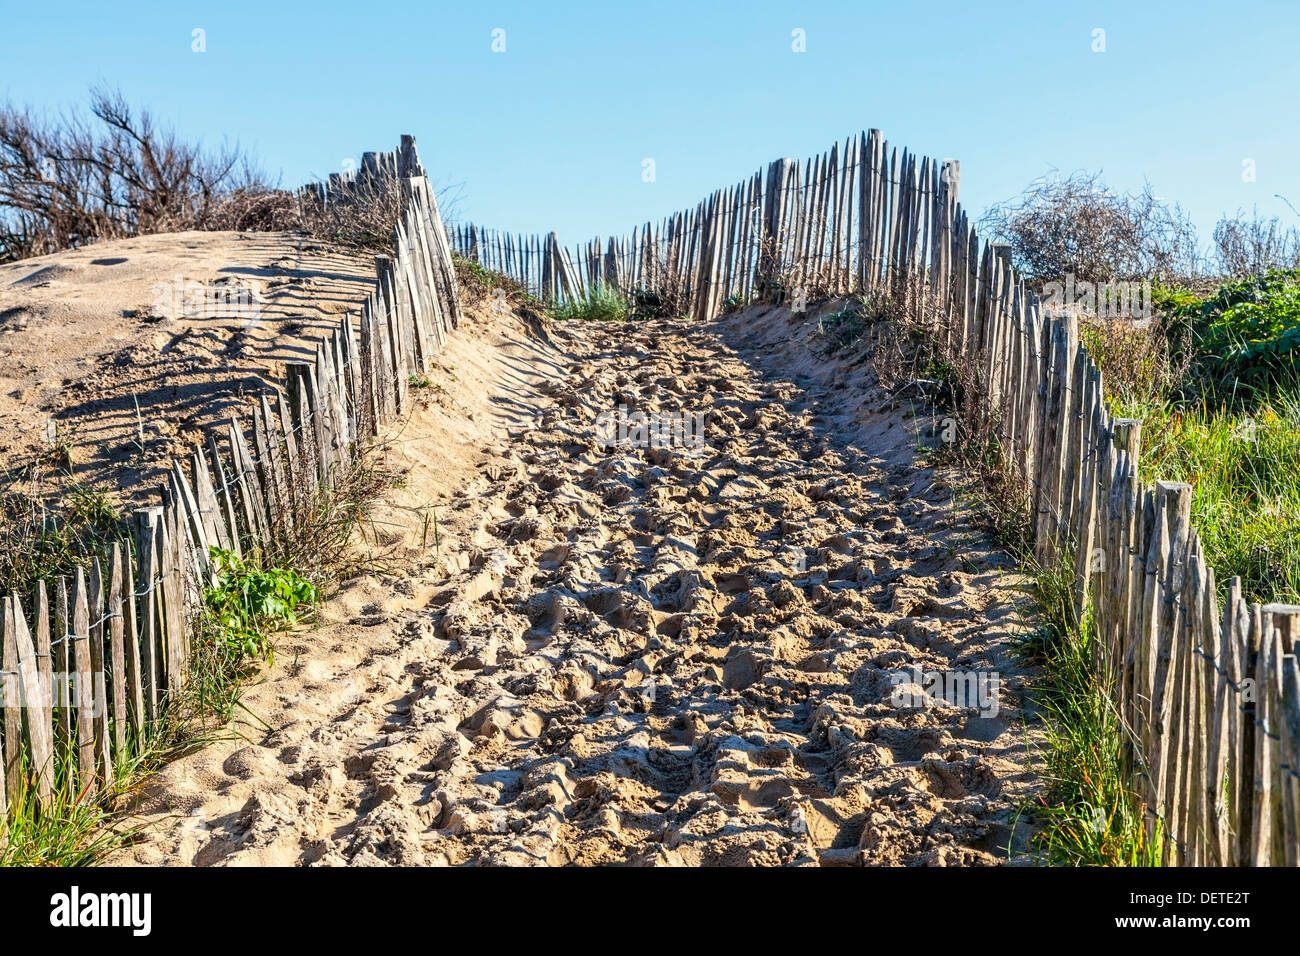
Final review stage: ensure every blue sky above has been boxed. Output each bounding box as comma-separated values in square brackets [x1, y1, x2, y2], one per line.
[2, 0, 1296, 252]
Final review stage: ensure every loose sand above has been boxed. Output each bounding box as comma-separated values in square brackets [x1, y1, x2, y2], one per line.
[107, 287, 1044, 867]
[0, 231, 375, 496]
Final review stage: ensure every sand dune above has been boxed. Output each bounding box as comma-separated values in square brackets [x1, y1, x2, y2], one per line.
[111, 293, 1042, 867]
[0, 231, 375, 495]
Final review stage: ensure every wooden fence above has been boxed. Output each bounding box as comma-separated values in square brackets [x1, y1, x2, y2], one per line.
[448, 227, 585, 304]
[3, 124, 1295, 865]
[450, 133, 960, 318]
[456, 128, 1299, 865]
[0, 134, 463, 823]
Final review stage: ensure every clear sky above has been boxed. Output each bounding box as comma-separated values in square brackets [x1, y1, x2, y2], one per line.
[2, 0, 1296, 252]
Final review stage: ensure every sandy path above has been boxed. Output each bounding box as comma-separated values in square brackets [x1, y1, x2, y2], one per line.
[115, 303, 1042, 867]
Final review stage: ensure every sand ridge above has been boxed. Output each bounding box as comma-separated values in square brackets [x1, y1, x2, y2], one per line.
[0, 231, 375, 495]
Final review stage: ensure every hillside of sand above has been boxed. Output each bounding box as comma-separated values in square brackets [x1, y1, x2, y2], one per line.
[0, 231, 375, 497]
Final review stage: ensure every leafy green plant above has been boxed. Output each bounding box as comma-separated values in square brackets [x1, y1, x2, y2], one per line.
[202, 547, 317, 664]
[721, 292, 747, 314]
[1162, 270, 1300, 397]
[628, 287, 673, 321]
[815, 301, 867, 350]
[1150, 278, 1203, 315]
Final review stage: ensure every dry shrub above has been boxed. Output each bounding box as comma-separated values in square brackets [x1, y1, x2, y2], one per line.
[1079, 316, 1189, 407]
[980, 171, 1200, 284]
[202, 188, 299, 232]
[618, 246, 694, 319]
[0, 87, 276, 262]
[293, 174, 404, 254]
[1213, 211, 1300, 277]
[809, 286, 911, 363]
[249, 419, 397, 587]
[0, 88, 423, 263]
[757, 233, 856, 306]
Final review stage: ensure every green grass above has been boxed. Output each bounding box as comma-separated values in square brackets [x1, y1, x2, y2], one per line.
[546, 284, 628, 322]
[1113, 390, 1300, 606]
[1016, 561, 1160, 866]
[0, 768, 130, 867]
[0, 655, 229, 867]
[1089, 271, 1300, 606]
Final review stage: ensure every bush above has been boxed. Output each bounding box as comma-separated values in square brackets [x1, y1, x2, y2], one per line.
[811, 292, 906, 358]
[721, 292, 748, 314]
[0, 87, 274, 262]
[293, 175, 404, 253]
[1078, 314, 1186, 408]
[0, 88, 451, 262]
[980, 171, 1200, 284]
[1161, 270, 1300, 398]
[1104, 271, 1300, 605]
[0, 478, 125, 594]
[1213, 211, 1300, 277]
[452, 253, 537, 306]
[628, 288, 672, 321]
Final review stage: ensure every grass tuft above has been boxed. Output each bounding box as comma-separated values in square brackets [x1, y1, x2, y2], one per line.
[1015, 560, 1159, 866]
[546, 285, 628, 322]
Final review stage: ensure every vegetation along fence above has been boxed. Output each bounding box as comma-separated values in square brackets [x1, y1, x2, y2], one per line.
[455, 128, 1299, 866]
[0, 135, 463, 827]
[3, 122, 1295, 866]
